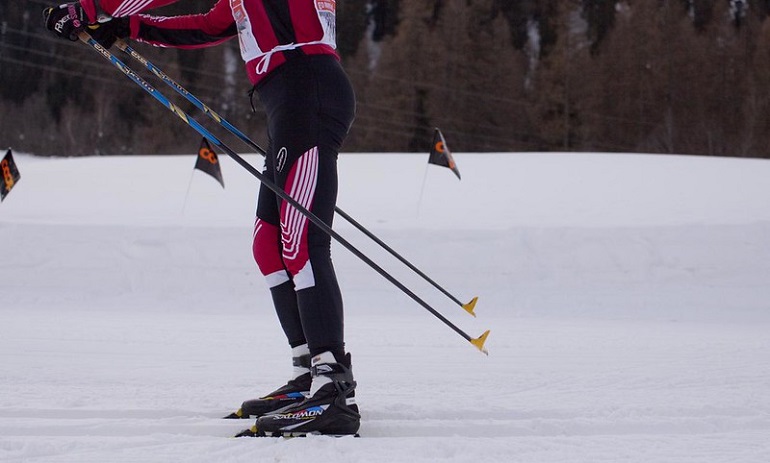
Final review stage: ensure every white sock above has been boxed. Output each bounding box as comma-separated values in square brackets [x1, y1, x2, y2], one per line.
[308, 351, 337, 396]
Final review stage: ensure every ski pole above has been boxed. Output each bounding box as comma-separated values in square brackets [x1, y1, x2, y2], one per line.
[78, 32, 490, 355]
[113, 39, 479, 317]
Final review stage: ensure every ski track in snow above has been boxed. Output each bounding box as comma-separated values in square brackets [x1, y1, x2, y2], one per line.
[1, 152, 769, 462]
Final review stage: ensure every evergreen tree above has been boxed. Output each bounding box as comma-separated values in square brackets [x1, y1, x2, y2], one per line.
[581, 0, 617, 53]
[3, 0, 770, 157]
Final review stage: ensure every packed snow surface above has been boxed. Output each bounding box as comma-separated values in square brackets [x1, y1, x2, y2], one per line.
[1, 151, 769, 462]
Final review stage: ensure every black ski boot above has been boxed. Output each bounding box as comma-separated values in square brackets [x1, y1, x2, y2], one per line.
[253, 351, 360, 437]
[225, 346, 312, 419]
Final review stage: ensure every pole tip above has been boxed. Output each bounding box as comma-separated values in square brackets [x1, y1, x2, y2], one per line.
[470, 329, 490, 355]
[463, 296, 479, 317]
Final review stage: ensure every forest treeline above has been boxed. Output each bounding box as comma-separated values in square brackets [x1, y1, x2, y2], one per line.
[2, 0, 770, 157]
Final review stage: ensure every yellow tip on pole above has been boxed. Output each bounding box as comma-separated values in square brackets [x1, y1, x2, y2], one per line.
[462, 296, 479, 317]
[470, 329, 490, 355]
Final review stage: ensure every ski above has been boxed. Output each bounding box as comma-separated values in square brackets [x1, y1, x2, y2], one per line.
[234, 424, 360, 438]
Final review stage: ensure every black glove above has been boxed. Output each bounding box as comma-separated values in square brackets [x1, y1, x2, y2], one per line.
[43, 3, 89, 41]
[85, 18, 130, 49]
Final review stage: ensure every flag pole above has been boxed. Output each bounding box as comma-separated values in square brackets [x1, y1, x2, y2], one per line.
[181, 169, 194, 215]
[416, 161, 429, 218]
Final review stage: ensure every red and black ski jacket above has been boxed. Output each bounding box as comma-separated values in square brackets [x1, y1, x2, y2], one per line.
[81, 0, 338, 85]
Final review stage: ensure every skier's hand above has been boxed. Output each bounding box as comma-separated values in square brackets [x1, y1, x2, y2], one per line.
[43, 3, 89, 41]
[85, 18, 130, 49]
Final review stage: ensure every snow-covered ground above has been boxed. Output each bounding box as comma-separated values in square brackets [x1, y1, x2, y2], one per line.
[1, 151, 769, 462]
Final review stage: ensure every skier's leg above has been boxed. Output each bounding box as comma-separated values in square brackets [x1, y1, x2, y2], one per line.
[277, 144, 344, 361]
[253, 183, 306, 349]
[228, 157, 312, 419]
[255, 55, 360, 436]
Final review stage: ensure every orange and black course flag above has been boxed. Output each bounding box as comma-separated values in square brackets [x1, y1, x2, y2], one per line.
[1, 148, 21, 202]
[428, 128, 461, 180]
[195, 138, 224, 188]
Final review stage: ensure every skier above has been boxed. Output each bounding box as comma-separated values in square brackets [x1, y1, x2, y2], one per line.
[43, 0, 359, 437]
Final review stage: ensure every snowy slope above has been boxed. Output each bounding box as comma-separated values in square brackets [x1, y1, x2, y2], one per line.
[1, 152, 769, 462]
